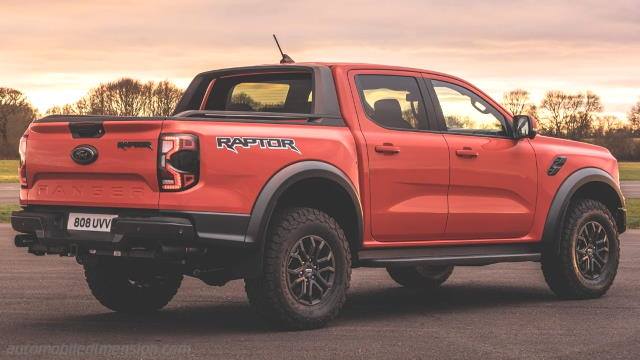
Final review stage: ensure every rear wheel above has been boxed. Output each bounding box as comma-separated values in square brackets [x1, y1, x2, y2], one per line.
[386, 265, 454, 289]
[84, 257, 183, 313]
[245, 207, 351, 330]
[542, 199, 620, 299]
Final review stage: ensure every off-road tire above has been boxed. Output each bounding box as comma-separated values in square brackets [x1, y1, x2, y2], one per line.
[244, 207, 351, 330]
[84, 257, 183, 313]
[386, 265, 454, 289]
[542, 198, 620, 299]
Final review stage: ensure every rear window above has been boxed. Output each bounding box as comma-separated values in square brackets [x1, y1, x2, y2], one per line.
[202, 72, 313, 114]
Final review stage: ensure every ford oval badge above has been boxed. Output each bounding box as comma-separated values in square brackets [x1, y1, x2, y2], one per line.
[71, 145, 98, 165]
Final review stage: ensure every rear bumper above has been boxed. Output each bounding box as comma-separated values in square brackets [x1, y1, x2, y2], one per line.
[11, 206, 250, 257]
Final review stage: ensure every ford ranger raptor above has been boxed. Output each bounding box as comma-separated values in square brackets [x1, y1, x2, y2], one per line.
[11, 63, 626, 330]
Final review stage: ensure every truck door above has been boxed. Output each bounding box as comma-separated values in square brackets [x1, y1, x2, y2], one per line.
[348, 70, 450, 242]
[425, 76, 538, 239]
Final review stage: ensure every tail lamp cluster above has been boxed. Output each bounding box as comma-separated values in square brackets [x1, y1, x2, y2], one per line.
[158, 134, 200, 191]
[18, 134, 28, 188]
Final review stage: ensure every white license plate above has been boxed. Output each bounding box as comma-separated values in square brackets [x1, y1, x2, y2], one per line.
[67, 213, 118, 232]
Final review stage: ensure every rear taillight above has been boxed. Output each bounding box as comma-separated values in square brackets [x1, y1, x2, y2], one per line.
[18, 134, 27, 188]
[158, 134, 199, 191]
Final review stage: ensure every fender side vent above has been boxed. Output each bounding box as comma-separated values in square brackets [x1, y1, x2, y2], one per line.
[548, 156, 567, 176]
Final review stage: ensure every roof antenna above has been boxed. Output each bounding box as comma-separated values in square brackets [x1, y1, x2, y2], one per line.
[273, 34, 295, 64]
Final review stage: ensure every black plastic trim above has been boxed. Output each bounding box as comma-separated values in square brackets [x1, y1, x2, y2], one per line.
[176, 211, 249, 248]
[547, 156, 567, 176]
[542, 168, 626, 246]
[174, 110, 345, 126]
[245, 161, 363, 248]
[418, 76, 442, 131]
[69, 122, 105, 138]
[359, 243, 541, 267]
[35, 113, 345, 127]
[35, 115, 175, 123]
[11, 206, 249, 249]
[173, 64, 342, 119]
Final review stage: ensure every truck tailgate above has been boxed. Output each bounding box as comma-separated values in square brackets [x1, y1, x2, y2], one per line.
[24, 120, 162, 208]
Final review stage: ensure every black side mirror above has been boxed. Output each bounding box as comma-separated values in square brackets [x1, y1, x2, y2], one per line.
[513, 115, 537, 139]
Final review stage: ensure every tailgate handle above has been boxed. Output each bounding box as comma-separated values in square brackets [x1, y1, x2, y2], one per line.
[69, 122, 105, 138]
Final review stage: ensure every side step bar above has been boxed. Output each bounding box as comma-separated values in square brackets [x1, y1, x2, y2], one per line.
[358, 243, 541, 267]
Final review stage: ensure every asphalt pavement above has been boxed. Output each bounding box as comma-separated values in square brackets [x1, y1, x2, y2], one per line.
[0, 184, 18, 205]
[0, 224, 639, 359]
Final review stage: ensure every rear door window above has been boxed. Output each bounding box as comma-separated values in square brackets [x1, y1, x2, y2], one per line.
[355, 75, 428, 130]
[203, 72, 313, 114]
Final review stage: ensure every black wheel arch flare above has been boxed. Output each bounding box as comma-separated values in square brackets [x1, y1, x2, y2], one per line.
[245, 161, 363, 250]
[542, 167, 626, 250]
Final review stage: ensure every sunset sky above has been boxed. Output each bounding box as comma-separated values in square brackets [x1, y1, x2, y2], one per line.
[1, 0, 638, 119]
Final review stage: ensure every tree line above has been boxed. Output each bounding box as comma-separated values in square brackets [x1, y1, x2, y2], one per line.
[46, 78, 183, 117]
[502, 89, 640, 160]
[0, 88, 38, 158]
[0, 78, 183, 158]
[1, 78, 640, 159]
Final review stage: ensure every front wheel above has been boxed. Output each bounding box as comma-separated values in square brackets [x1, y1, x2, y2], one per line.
[542, 199, 620, 299]
[245, 207, 351, 330]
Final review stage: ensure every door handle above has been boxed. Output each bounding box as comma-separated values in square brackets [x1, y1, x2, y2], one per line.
[375, 143, 400, 155]
[455, 147, 479, 158]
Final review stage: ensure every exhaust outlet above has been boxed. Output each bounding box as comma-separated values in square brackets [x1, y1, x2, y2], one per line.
[14, 234, 36, 248]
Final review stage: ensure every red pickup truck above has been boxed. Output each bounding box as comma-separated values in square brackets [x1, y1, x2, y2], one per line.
[11, 63, 626, 329]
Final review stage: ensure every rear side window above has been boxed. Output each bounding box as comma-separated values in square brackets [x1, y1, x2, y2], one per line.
[203, 72, 313, 114]
[355, 75, 427, 130]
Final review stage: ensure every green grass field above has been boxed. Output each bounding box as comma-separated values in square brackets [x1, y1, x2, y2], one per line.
[614, 162, 640, 228]
[626, 199, 640, 229]
[0, 160, 19, 183]
[619, 162, 640, 181]
[0, 204, 20, 223]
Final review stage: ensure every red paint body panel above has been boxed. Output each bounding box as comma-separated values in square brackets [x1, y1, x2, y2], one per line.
[23, 121, 162, 209]
[345, 69, 449, 241]
[328, 64, 619, 248]
[443, 134, 537, 239]
[19, 62, 621, 252]
[526, 135, 619, 242]
[158, 120, 359, 214]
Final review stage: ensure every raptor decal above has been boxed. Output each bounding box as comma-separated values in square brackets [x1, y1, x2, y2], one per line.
[216, 137, 301, 154]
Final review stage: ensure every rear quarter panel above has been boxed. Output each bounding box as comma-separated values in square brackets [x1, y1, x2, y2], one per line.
[159, 120, 359, 214]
